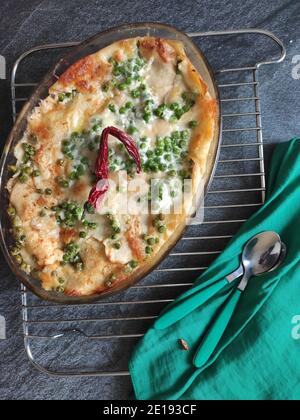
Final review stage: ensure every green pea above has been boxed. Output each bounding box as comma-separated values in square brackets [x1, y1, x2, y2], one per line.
[146, 150, 154, 158]
[8, 165, 17, 174]
[24, 166, 33, 175]
[171, 131, 180, 141]
[158, 163, 167, 171]
[11, 246, 21, 256]
[119, 106, 126, 114]
[179, 169, 188, 179]
[88, 222, 97, 230]
[181, 151, 189, 159]
[127, 125, 137, 135]
[113, 66, 122, 76]
[85, 202, 95, 214]
[32, 170, 40, 177]
[112, 223, 121, 234]
[7, 206, 16, 217]
[148, 161, 158, 172]
[164, 154, 172, 162]
[117, 83, 127, 91]
[143, 112, 151, 123]
[15, 254, 23, 265]
[131, 89, 141, 98]
[76, 164, 85, 176]
[182, 104, 191, 113]
[125, 101, 133, 109]
[188, 120, 198, 129]
[175, 109, 185, 119]
[113, 242, 121, 250]
[59, 179, 69, 188]
[145, 246, 153, 255]
[169, 102, 180, 111]
[93, 122, 102, 131]
[154, 104, 167, 119]
[158, 186, 164, 200]
[129, 260, 138, 269]
[158, 225, 166, 234]
[108, 104, 116, 113]
[181, 130, 190, 140]
[22, 155, 30, 164]
[58, 93, 66, 102]
[79, 231, 87, 239]
[179, 140, 187, 149]
[147, 237, 156, 246]
[170, 190, 176, 198]
[19, 174, 28, 183]
[164, 144, 172, 153]
[173, 146, 181, 156]
[20, 262, 30, 273]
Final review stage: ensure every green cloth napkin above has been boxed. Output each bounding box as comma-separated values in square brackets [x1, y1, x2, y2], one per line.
[129, 138, 300, 400]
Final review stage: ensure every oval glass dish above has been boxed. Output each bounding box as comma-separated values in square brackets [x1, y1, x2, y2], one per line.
[0, 23, 221, 303]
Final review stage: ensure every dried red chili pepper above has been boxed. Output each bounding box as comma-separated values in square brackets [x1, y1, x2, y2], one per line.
[88, 126, 142, 208]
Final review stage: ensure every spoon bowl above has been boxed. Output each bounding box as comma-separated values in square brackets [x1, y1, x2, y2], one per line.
[267, 242, 286, 273]
[241, 231, 282, 277]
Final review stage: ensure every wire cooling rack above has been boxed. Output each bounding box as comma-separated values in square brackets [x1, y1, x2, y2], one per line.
[10, 29, 285, 377]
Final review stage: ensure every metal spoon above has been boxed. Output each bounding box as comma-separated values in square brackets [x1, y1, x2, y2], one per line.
[155, 232, 284, 331]
[193, 231, 284, 368]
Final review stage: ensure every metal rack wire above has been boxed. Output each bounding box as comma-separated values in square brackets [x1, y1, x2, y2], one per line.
[10, 29, 285, 377]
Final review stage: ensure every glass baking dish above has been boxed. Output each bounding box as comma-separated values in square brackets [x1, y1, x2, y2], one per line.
[0, 22, 221, 303]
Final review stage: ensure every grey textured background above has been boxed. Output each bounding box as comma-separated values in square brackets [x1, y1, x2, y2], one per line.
[0, 0, 299, 400]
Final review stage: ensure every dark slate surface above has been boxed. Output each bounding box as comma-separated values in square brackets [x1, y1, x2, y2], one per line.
[0, 0, 299, 400]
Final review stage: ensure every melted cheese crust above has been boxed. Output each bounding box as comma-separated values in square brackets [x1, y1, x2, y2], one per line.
[8, 36, 217, 296]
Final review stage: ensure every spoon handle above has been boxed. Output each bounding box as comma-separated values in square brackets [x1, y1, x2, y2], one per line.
[193, 288, 242, 368]
[155, 278, 234, 331]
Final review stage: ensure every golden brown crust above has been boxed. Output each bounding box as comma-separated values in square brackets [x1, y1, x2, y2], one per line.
[58, 55, 111, 93]
[139, 37, 176, 63]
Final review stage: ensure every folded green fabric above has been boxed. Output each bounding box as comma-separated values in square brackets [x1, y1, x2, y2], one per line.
[129, 138, 300, 400]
